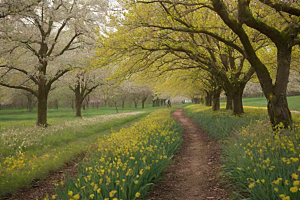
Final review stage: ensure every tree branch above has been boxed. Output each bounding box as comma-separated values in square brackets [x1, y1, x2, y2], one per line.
[259, 0, 300, 16]
[0, 81, 37, 96]
[0, 65, 39, 84]
[54, 33, 82, 57]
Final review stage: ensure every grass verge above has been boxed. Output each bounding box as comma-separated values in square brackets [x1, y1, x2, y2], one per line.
[185, 104, 300, 200]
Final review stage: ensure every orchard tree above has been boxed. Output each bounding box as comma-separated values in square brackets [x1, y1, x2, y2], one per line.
[96, 0, 264, 115]
[102, 0, 300, 129]
[0, 0, 108, 126]
[68, 69, 105, 117]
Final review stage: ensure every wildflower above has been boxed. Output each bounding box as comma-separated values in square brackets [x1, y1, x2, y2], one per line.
[292, 173, 299, 180]
[73, 194, 80, 200]
[274, 188, 279, 192]
[279, 194, 285, 198]
[290, 187, 298, 193]
[294, 180, 300, 186]
[89, 194, 94, 199]
[134, 180, 139, 184]
[97, 188, 101, 193]
[52, 195, 56, 199]
[282, 196, 290, 200]
[285, 180, 289, 185]
[249, 182, 255, 189]
[68, 191, 73, 197]
[237, 167, 242, 171]
[261, 179, 265, 183]
[135, 192, 141, 197]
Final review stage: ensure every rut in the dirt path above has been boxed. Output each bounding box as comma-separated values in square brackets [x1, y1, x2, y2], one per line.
[146, 108, 229, 200]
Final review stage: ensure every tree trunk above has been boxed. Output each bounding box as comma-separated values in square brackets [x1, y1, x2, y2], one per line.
[212, 88, 222, 111]
[134, 101, 138, 108]
[115, 102, 119, 113]
[152, 100, 155, 107]
[265, 48, 292, 129]
[142, 97, 147, 109]
[122, 100, 125, 109]
[75, 86, 83, 117]
[267, 95, 292, 130]
[36, 81, 48, 126]
[82, 103, 86, 110]
[225, 92, 233, 110]
[205, 91, 212, 106]
[75, 99, 82, 117]
[232, 89, 244, 115]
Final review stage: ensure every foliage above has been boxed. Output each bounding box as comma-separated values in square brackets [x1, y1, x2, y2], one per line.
[54, 109, 183, 200]
[185, 104, 300, 199]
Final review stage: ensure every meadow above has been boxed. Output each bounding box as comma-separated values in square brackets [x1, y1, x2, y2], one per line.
[220, 95, 300, 112]
[185, 104, 300, 200]
[0, 104, 159, 129]
[0, 104, 181, 198]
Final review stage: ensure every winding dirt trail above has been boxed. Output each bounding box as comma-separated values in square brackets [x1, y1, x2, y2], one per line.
[146, 108, 229, 200]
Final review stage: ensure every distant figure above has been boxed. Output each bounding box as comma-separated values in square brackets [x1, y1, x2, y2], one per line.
[167, 99, 171, 108]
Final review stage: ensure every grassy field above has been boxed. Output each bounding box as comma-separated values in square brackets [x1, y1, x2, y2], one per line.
[0, 104, 163, 129]
[220, 95, 300, 111]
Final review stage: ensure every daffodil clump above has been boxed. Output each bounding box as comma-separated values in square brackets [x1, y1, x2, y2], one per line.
[0, 112, 144, 197]
[55, 109, 182, 200]
[185, 104, 300, 200]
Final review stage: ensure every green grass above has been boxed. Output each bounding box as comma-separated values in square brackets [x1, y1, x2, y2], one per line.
[0, 104, 165, 129]
[220, 95, 300, 111]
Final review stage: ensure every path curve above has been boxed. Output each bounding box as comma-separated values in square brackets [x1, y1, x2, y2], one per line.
[146, 108, 229, 200]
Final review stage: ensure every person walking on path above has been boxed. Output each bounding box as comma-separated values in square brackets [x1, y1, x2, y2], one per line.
[167, 99, 171, 108]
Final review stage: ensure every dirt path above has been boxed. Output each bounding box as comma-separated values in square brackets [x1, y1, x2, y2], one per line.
[146, 108, 229, 200]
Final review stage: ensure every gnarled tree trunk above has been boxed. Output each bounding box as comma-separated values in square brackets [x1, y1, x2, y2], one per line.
[205, 90, 212, 106]
[212, 87, 222, 111]
[232, 89, 244, 115]
[225, 92, 233, 110]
